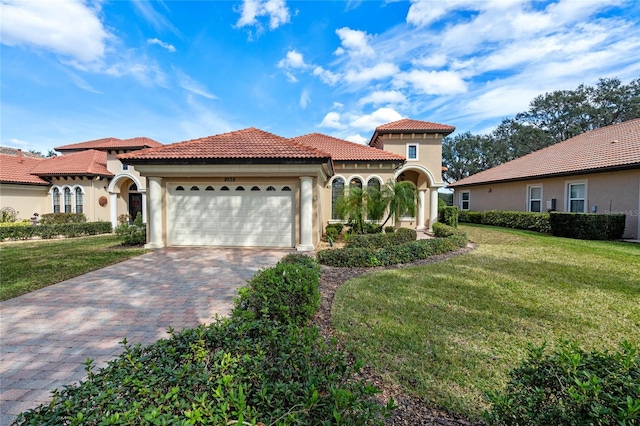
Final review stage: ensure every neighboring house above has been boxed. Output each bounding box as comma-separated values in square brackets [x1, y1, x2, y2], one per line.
[119, 118, 454, 250]
[0, 137, 162, 227]
[448, 119, 640, 239]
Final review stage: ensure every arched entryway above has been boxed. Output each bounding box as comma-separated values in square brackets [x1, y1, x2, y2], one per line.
[394, 165, 443, 231]
[107, 174, 146, 228]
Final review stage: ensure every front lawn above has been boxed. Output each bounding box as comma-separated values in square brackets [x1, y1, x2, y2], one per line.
[0, 235, 146, 301]
[332, 224, 640, 419]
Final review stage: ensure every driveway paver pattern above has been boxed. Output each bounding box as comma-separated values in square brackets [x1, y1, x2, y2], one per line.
[0, 247, 290, 425]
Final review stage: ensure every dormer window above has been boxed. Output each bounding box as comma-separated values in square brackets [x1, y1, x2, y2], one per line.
[122, 163, 129, 171]
[407, 144, 418, 161]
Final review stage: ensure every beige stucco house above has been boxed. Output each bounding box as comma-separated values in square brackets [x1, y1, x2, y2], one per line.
[448, 119, 640, 239]
[0, 138, 162, 227]
[119, 119, 454, 251]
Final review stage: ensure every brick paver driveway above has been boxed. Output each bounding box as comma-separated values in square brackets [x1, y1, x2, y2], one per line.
[0, 247, 290, 425]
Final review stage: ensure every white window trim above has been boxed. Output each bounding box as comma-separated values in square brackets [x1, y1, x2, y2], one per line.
[406, 143, 419, 161]
[566, 180, 588, 213]
[527, 184, 543, 213]
[460, 190, 470, 210]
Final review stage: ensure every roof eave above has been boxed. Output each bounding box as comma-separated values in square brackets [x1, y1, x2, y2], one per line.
[121, 157, 333, 166]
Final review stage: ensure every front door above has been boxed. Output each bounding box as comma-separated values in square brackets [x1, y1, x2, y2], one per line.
[129, 193, 143, 223]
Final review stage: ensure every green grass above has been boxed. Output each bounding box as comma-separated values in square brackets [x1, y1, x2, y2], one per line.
[0, 235, 146, 301]
[332, 224, 640, 419]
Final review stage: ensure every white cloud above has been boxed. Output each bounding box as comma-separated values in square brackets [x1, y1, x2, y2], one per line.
[320, 112, 346, 129]
[8, 138, 31, 148]
[345, 134, 368, 144]
[0, 0, 109, 64]
[345, 62, 399, 83]
[334, 27, 375, 57]
[349, 108, 403, 131]
[132, 0, 180, 35]
[406, 0, 480, 27]
[359, 90, 406, 106]
[313, 66, 340, 85]
[147, 38, 176, 52]
[176, 70, 216, 99]
[284, 71, 298, 83]
[463, 86, 540, 120]
[278, 50, 308, 69]
[411, 53, 447, 68]
[236, 0, 291, 30]
[394, 70, 467, 95]
[299, 89, 310, 109]
[333, 102, 345, 109]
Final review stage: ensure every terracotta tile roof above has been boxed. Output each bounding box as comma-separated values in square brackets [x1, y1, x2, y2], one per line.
[55, 137, 162, 152]
[292, 133, 405, 161]
[119, 128, 332, 162]
[0, 154, 49, 185]
[369, 118, 455, 147]
[0, 147, 44, 159]
[375, 118, 456, 132]
[30, 150, 113, 178]
[449, 118, 640, 187]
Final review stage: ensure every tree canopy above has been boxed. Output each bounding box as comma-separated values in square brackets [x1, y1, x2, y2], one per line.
[442, 77, 640, 183]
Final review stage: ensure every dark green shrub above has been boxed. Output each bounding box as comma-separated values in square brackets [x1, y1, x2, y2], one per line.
[440, 206, 459, 228]
[317, 233, 468, 267]
[458, 209, 468, 222]
[326, 227, 339, 241]
[432, 222, 467, 238]
[467, 211, 483, 223]
[346, 227, 416, 249]
[364, 222, 383, 234]
[39, 212, 86, 224]
[438, 197, 447, 211]
[485, 341, 640, 425]
[115, 213, 146, 245]
[16, 318, 393, 426]
[481, 210, 551, 233]
[0, 222, 112, 241]
[233, 261, 320, 327]
[550, 212, 626, 240]
[278, 253, 321, 274]
[384, 226, 395, 234]
[326, 223, 344, 234]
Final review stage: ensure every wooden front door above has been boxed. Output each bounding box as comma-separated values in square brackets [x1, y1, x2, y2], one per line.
[129, 193, 143, 223]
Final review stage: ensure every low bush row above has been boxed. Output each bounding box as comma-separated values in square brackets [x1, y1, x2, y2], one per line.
[317, 233, 468, 267]
[16, 254, 393, 425]
[439, 206, 459, 228]
[115, 213, 146, 245]
[39, 212, 87, 224]
[432, 222, 467, 238]
[459, 210, 552, 234]
[485, 341, 640, 425]
[0, 222, 113, 241]
[345, 228, 417, 249]
[550, 212, 626, 240]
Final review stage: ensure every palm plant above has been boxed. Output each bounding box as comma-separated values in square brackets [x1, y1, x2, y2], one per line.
[334, 186, 369, 234]
[378, 180, 419, 229]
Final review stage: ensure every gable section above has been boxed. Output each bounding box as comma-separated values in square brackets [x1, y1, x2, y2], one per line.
[292, 133, 405, 162]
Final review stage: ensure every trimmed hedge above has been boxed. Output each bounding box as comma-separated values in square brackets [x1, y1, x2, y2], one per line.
[459, 210, 551, 233]
[0, 222, 113, 241]
[15, 247, 393, 425]
[485, 341, 640, 425]
[346, 227, 417, 249]
[39, 212, 87, 224]
[550, 212, 626, 240]
[432, 222, 467, 238]
[439, 206, 459, 228]
[317, 234, 468, 267]
[233, 255, 321, 327]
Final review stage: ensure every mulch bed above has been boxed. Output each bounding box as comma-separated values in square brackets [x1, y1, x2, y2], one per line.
[310, 244, 485, 426]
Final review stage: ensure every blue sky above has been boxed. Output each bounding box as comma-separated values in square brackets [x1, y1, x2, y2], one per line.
[2, 0, 639, 154]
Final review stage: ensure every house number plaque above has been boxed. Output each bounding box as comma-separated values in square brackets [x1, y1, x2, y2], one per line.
[224, 177, 236, 182]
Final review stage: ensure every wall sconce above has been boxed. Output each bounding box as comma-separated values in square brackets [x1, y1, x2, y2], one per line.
[487, 188, 492, 193]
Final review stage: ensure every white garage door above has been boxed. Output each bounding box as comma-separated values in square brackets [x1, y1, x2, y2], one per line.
[168, 184, 294, 247]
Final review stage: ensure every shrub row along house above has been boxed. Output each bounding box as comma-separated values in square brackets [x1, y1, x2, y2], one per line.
[0, 119, 454, 250]
[449, 119, 640, 239]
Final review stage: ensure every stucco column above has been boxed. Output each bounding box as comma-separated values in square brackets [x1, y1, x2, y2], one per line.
[297, 176, 314, 251]
[109, 193, 118, 229]
[429, 188, 439, 231]
[417, 190, 426, 230]
[146, 177, 165, 249]
[141, 191, 147, 224]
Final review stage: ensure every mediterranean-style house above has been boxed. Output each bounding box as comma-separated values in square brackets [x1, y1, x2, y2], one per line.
[0, 119, 454, 250]
[448, 119, 640, 239]
[0, 138, 162, 227]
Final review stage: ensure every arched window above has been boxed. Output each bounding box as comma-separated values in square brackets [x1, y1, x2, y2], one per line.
[349, 177, 362, 189]
[129, 183, 137, 191]
[190, 186, 200, 191]
[75, 188, 83, 214]
[53, 188, 61, 213]
[176, 186, 185, 191]
[205, 186, 214, 191]
[266, 186, 276, 191]
[64, 188, 72, 213]
[331, 177, 345, 220]
[236, 186, 245, 191]
[251, 186, 260, 191]
[282, 186, 291, 191]
[367, 177, 381, 191]
[221, 186, 229, 191]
